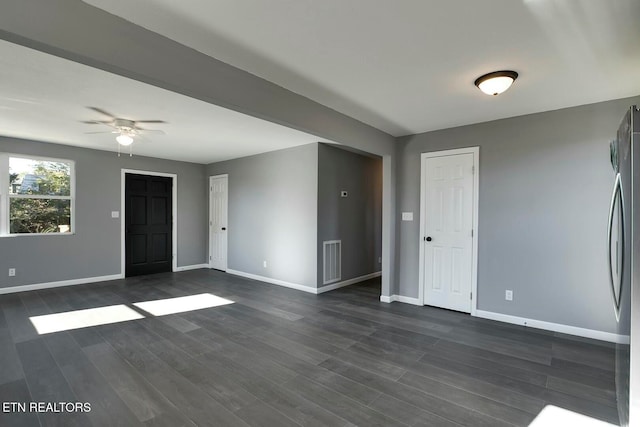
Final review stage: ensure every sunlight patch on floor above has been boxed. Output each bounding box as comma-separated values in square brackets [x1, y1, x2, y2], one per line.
[30, 304, 144, 334]
[529, 405, 617, 427]
[133, 293, 234, 316]
[29, 293, 234, 334]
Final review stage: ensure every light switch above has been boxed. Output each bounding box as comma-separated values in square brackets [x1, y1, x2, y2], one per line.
[402, 212, 413, 221]
[111, 211, 120, 218]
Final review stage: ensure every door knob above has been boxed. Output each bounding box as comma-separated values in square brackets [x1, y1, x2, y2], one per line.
[425, 236, 432, 242]
[221, 227, 227, 231]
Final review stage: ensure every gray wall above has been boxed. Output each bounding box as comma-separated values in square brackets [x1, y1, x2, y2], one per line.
[207, 144, 318, 288]
[396, 96, 640, 333]
[317, 144, 382, 287]
[0, 137, 207, 288]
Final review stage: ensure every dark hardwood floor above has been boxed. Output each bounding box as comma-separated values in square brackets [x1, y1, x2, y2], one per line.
[0, 270, 619, 426]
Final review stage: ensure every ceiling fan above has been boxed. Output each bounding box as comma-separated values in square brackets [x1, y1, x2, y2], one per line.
[82, 106, 167, 148]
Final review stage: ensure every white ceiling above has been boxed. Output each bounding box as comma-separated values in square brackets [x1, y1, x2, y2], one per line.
[0, 40, 325, 164]
[84, 0, 640, 136]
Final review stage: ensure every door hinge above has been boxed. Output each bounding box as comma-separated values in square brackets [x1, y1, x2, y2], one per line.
[471, 229, 473, 237]
[472, 165, 475, 174]
[470, 292, 472, 300]
[209, 256, 212, 261]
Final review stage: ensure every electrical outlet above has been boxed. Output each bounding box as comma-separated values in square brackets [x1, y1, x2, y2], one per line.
[8, 268, 16, 277]
[263, 261, 267, 268]
[505, 290, 513, 301]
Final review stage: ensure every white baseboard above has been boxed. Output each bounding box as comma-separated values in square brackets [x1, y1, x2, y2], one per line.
[174, 264, 209, 272]
[317, 272, 381, 294]
[0, 274, 124, 295]
[226, 269, 317, 294]
[475, 309, 628, 344]
[379, 294, 421, 306]
[396, 295, 421, 305]
[227, 269, 381, 295]
[377, 297, 624, 344]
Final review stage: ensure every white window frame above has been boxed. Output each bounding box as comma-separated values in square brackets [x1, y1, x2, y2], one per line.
[0, 153, 76, 237]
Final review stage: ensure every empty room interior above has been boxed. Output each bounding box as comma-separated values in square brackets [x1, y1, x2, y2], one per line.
[1, 1, 640, 426]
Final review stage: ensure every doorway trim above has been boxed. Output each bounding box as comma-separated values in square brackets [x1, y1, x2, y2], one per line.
[120, 169, 178, 276]
[418, 147, 479, 315]
[208, 174, 229, 271]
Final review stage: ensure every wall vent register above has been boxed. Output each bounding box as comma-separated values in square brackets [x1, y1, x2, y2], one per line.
[323, 240, 342, 285]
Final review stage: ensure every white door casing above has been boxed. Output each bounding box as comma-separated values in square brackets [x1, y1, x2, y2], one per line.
[419, 148, 478, 314]
[209, 174, 228, 271]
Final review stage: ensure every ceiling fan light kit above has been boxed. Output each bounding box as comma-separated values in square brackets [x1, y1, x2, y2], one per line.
[474, 70, 518, 96]
[116, 133, 134, 146]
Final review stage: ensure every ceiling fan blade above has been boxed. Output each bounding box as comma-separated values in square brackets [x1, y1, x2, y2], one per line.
[81, 120, 113, 124]
[87, 106, 117, 119]
[135, 120, 167, 124]
[137, 128, 166, 135]
[84, 131, 115, 134]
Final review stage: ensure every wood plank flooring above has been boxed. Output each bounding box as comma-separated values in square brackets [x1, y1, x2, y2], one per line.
[0, 270, 619, 426]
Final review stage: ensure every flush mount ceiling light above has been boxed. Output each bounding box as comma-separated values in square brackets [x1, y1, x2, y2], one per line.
[474, 70, 518, 96]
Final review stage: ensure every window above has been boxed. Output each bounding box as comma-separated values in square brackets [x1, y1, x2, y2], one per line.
[1, 154, 75, 235]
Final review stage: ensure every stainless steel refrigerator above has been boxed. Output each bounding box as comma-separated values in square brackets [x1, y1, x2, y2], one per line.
[609, 105, 639, 426]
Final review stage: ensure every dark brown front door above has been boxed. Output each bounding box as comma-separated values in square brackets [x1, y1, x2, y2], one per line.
[125, 173, 173, 277]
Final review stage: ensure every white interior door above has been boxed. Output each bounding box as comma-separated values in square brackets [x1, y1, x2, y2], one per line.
[209, 175, 228, 271]
[421, 151, 476, 313]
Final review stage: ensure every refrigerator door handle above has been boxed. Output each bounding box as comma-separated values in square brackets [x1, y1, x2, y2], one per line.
[607, 173, 624, 321]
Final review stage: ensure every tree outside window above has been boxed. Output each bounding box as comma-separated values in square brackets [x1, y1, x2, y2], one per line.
[8, 157, 74, 234]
